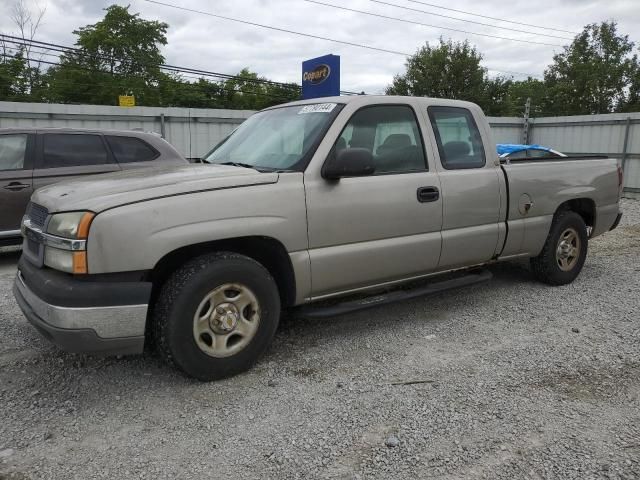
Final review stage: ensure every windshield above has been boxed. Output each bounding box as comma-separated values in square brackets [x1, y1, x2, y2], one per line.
[204, 103, 343, 171]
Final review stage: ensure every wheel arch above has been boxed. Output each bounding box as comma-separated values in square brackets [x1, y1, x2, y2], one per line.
[554, 197, 596, 232]
[148, 236, 297, 309]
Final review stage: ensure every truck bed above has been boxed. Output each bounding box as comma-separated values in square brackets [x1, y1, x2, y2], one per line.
[499, 155, 621, 259]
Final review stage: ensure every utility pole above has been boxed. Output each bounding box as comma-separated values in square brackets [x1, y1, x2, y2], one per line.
[621, 116, 631, 174]
[522, 97, 531, 144]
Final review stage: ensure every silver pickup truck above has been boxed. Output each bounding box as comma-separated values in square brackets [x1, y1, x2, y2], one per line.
[13, 96, 623, 380]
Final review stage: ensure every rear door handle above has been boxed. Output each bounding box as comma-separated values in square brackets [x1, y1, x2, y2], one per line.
[3, 182, 31, 191]
[417, 186, 439, 203]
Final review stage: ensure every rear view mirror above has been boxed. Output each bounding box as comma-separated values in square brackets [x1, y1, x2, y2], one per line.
[322, 148, 375, 180]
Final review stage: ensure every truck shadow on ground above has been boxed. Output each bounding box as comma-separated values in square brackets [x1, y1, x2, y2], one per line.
[6, 261, 539, 394]
[0, 258, 579, 430]
[278, 261, 534, 335]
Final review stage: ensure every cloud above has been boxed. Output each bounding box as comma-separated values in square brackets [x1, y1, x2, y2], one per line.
[0, 0, 638, 93]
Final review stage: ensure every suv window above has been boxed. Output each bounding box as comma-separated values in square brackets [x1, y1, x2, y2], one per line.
[335, 105, 426, 174]
[428, 107, 486, 169]
[42, 134, 110, 168]
[106, 136, 159, 163]
[0, 134, 28, 171]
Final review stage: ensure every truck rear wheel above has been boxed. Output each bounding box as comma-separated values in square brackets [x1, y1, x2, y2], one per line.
[152, 252, 280, 381]
[530, 211, 588, 286]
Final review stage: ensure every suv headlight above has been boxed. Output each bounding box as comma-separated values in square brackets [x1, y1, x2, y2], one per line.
[44, 212, 94, 274]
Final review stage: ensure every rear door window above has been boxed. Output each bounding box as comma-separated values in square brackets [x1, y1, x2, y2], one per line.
[428, 107, 486, 169]
[106, 136, 160, 163]
[0, 134, 28, 170]
[41, 134, 111, 168]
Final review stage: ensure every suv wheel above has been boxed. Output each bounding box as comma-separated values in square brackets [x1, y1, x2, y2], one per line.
[152, 252, 280, 381]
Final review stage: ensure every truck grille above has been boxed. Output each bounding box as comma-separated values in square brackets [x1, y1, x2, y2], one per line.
[27, 203, 48, 229]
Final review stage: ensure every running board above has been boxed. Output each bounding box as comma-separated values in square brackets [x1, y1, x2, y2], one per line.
[297, 269, 493, 319]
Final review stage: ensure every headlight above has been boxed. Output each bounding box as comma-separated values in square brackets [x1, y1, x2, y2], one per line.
[44, 247, 75, 272]
[47, 212, 94, 239]
[44, 211, 94, 274]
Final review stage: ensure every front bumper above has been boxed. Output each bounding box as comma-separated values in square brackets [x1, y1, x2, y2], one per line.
[13, 257, 152, 356]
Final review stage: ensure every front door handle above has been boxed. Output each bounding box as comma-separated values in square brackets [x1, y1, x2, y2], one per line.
[417, 186, 439, 203]
[3, 182, 31, 191]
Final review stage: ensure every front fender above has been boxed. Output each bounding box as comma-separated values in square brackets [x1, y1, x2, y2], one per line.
[86, 175, 308, 274]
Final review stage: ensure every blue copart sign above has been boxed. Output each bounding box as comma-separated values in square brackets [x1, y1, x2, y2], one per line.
[302, 54, 340, 99]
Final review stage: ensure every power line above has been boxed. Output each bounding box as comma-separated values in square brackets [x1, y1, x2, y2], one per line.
[142, 0, 413, 56]
[4, 45, 294, 95]
[1, 34, 363, 95]
[140, 0, 543, 78]
[0, 54, 299, 102]
[364, 0, 574, 40]
[2, 33, 540, 82]
[1, 34, 301, 90]
[405, 0, 579, 35]
[0, 52, 300, 102]
[3, 45, 78, 63]
[304, 0, 565, 47]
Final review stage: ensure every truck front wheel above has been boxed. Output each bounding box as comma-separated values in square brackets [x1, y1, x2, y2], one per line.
[530, 211, 588, 286]
[152, 252, 281, 381]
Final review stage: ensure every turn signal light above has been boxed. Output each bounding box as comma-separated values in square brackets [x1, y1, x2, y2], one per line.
[72, 251, 88, 274]
[77, 212, 95, 240]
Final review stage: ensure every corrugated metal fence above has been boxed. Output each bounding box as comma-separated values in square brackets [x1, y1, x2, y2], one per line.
[1, 101, 638, 195]
[0, 101, 253, 160]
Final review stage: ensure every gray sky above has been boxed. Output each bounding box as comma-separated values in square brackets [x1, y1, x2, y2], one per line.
[1, 0, 639, 93]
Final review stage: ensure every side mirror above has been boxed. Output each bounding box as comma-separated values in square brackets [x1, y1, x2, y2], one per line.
[322, 148, 375, 180]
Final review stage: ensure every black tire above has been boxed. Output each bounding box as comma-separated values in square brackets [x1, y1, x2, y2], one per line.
[530, 210, 588, 286]
[152, 252, 280, 381]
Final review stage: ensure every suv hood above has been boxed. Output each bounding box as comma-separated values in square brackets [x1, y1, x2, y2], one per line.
[31, 164, 279, 213]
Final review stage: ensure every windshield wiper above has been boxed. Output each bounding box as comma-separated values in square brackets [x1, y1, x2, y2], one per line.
[215, 161, 259, 170]
[205, 160, 293, 173]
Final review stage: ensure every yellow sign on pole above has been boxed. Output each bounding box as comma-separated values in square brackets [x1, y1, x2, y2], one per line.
[118, 95, 135, 107]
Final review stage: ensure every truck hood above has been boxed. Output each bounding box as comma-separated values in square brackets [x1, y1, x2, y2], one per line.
[31, 164, 279, 213]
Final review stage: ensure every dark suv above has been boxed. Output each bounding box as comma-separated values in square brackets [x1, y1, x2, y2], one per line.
[0, 127, 187, 245]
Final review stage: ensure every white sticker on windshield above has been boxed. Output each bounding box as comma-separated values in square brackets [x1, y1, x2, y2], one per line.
[297, 103, 337, 114]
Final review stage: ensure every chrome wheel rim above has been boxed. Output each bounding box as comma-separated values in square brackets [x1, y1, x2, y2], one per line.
[192, 283, 260, 358]
[556, 227, 581, 272]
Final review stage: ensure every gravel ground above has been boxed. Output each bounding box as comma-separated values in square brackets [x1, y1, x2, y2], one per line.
[1, 200, 639, 480]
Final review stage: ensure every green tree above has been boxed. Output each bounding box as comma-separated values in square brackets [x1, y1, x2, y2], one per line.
[386, 38, 516, 115]
[620, 54, 640, 112]
[504, 78, 547, 117]
[544, 21, 638, 115]
[387, 39, 486, 101]
[155, 70, 299, 109]
[42, 5, 298, 109]
[0, 0, 47, 101]
[0, 48, 29, 100]
[0, 46, 46, 101]
[216, 69, 299, 110]
[46, 4, 168, 105]
[157, 76, 219, 108]
[482, 76, 513, 116]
